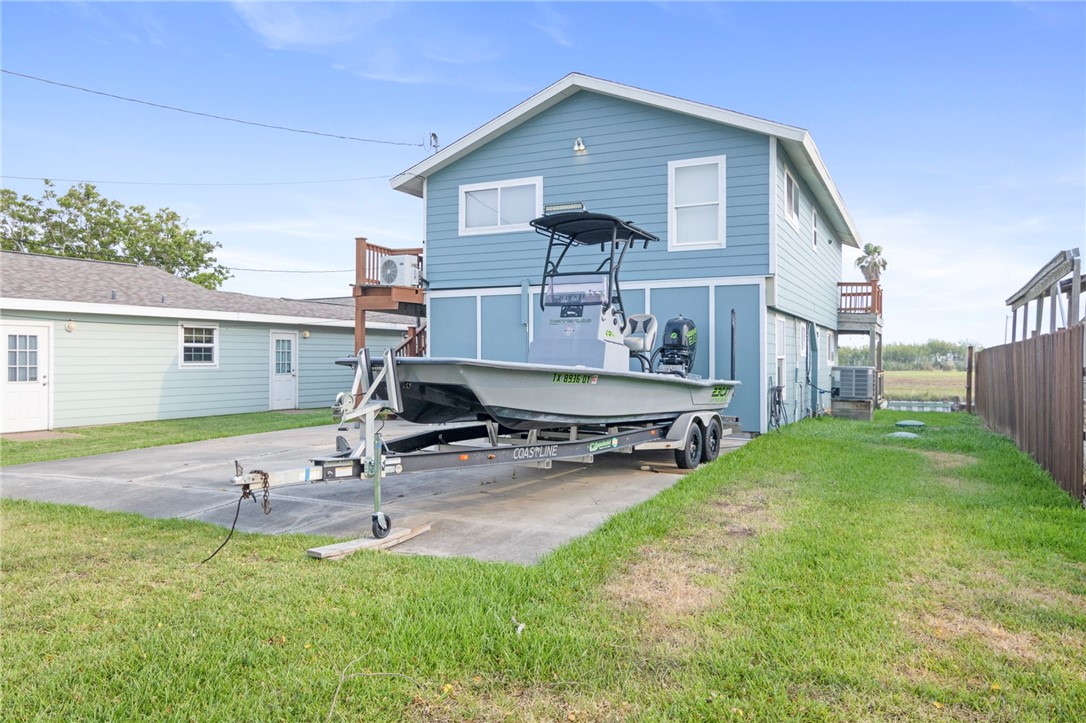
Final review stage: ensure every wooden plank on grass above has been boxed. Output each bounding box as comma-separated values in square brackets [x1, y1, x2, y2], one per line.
[306, 525, 431, 560]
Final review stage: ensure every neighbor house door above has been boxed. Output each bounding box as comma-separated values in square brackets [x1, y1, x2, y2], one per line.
[1, 322, 51, 433]
[270, 332, 298, 410]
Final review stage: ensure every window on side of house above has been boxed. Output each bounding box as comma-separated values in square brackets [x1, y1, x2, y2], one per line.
[785, 170, 800, 228]
[799, 320, 808, 359]
[668, 155, 726, 251]
[827, 331, 837, 365]
[812, 208, 819, 250]
[458, 177, 542, 235]
[179, 323, 218, 368]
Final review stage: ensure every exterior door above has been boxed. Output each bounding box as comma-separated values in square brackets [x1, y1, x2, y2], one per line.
[270, 332, 297, 410]
[1, 323, 50, 433]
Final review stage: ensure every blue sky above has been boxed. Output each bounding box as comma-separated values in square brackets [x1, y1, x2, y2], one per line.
[2, 1, 1083, 348]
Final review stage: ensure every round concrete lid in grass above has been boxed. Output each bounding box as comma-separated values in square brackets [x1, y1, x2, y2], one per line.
[886, 431, 921, 439]
[896, 420, 926, 428]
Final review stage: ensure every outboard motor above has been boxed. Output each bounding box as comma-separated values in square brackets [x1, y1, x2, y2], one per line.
[655, 316, 697, 377]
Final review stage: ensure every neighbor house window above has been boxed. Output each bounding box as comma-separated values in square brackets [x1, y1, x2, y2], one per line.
[179, 323, 218, 368]
[827, 331, 837, 365]
[785, 170, 800, 227]
[668, 155, 726, 251]
[458, 177, 542, 235]
[799, 321, 808, 359]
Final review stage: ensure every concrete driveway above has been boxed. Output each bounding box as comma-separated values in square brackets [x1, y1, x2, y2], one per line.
[1, 421, 747, 564]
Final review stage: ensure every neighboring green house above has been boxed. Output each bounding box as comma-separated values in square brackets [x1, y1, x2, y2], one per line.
[0, 251, 408, 433]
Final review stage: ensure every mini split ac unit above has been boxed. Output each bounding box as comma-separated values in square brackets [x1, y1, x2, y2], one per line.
[378, 255, 421, 287]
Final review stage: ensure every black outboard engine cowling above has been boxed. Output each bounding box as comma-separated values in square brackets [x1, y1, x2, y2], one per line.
[656, 316, 697, 377]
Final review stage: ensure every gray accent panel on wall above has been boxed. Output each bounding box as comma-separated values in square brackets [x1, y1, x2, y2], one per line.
[481, 295, 528, 362]
[430, 297, 478, 358]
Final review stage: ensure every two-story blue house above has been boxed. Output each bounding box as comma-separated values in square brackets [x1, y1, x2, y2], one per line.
[390, 73, 864, 433]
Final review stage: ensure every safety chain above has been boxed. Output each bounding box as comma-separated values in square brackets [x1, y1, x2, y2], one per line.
[256, 470, 271, 515]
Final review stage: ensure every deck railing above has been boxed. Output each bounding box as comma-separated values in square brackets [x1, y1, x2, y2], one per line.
[394, 323, 427, 358]
[838, 281, 883, 315]
[356, 237, 423, 287]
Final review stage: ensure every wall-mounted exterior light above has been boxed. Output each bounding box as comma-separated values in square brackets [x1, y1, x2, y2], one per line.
[573, 137, 586, 153]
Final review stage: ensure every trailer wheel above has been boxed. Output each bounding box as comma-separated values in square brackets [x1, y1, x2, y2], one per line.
[372, 513, 392, 539]
[702, 417, 723, 463]
[674, 423, 703, 469]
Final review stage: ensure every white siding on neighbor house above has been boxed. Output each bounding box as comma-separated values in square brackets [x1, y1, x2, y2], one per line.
[423, 90, 772, 290]
[772, 145, 844, 332]
[2, 311, 364, 427]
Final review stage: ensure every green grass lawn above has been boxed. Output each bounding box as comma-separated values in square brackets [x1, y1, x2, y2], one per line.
[884, 370, 968, 401]
[3, 412, 1083, 720]
[0, 410, 334, 466]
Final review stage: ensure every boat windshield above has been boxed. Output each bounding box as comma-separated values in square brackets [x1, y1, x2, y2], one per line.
[544, 274, 608, 307]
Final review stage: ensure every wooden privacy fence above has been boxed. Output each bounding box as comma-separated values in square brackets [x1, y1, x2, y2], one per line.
[975, 323, 1084, 504]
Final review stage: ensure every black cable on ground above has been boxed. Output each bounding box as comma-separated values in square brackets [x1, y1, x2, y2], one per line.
[200, 492, 246, 564]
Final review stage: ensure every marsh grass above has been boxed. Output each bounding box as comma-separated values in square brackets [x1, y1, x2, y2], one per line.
[884, 370, 968, 402]
[3, 412, 1083, 720]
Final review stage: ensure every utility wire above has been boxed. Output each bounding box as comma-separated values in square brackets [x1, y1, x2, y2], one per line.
[1, 69, 426, 147]
[228, 267, 352, 273]
[2, 174, 394, 187]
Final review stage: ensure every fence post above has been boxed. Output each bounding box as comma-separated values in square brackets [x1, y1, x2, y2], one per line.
[966, 345, 974, 414]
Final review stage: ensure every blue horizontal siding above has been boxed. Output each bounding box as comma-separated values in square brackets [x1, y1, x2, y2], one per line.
[425, 90, 770, 290]
[773, 146, 843, 331]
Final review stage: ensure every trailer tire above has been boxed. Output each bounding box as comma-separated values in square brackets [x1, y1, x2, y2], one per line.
[702, 417, 723, 463]
[372, 513, 392, 539]
[674, 423, 703, 470]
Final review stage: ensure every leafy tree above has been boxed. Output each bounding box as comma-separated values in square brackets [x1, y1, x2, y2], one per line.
[855, 243, 888, 282]
[1, 181, 230, 289]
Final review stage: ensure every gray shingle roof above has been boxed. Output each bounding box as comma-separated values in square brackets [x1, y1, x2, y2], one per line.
[1, 251, 364, 322]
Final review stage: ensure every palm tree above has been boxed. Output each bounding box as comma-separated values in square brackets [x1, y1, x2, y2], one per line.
[855, 243, 888, 283]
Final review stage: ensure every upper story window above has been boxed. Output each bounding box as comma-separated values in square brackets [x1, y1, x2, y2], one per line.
[785, 170, 800, 228]
[458, 177, 542, 235]
[812, 208, 819, 250]
[668, 155, 726, 251]
[179, 323, 218, 368]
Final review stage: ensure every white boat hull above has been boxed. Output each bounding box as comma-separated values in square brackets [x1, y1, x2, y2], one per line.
[385, 357, 738, 430]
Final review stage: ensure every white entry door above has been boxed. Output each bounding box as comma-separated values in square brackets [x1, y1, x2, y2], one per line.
[1, 323, 51, 433]
[270, 332, 298, 410]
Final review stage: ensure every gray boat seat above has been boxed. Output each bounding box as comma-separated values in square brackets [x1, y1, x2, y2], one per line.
[623, 313, 658, 353]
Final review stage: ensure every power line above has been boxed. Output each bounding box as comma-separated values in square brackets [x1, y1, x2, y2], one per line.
[1, 69, 428, 147]
[2, 174, 394, 187]
[228, 267, 352, 273]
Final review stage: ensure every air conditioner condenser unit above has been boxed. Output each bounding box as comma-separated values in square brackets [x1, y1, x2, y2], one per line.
[831, 366, 876, 401]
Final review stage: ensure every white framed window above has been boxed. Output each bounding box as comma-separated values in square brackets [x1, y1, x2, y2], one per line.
[458, 176, 542, 236]
[812, 208, 819, 250]
[179, 323, 218, 368]
[799, 320, 808, 359]
[785, 170, 800, 228]
[668, 155, 726, 251]
[827, 331, 837, 365]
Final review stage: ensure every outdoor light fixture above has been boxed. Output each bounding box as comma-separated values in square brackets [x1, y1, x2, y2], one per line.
[303, 330, 311, 339]
[573, 137, 586, 152]
[65, 320, 77, 332]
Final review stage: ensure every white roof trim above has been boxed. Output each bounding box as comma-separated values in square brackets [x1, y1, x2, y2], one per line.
[0, 298, 408, 331]
[391, 72, 861, 248]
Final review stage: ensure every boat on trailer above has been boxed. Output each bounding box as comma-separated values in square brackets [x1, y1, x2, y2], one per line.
[234, 209, 741, 540]
[362, 209, 740, 431]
